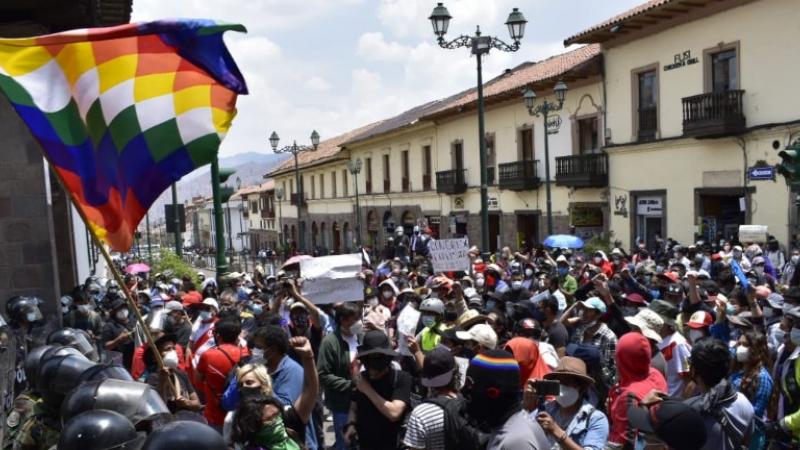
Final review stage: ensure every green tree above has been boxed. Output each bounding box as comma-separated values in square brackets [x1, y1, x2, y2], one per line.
[152, 249, 199, 285]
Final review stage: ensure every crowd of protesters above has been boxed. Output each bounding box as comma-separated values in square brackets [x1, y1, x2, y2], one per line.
[2, 226, 800, 449]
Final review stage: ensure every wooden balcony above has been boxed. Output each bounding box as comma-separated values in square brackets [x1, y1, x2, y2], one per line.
[436, 169, 467, 194]
[555, 153, 608, 188]
[498, 160, 540, 191]
[682, 89, 745, 138]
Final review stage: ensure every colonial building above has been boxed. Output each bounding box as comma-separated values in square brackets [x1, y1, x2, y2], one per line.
[566, 0, 799, 247]
[243, 180, 280, 254]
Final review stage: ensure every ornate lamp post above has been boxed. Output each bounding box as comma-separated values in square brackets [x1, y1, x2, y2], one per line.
[275, 186, 284, 250]
[270, 130, 320, 254]
[347, 158, 363, 247]
[522, 80, 568, 236]
[429, 3, 527, 256]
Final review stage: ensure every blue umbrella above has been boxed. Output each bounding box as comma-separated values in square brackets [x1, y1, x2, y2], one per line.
[543, 234, 584, 249]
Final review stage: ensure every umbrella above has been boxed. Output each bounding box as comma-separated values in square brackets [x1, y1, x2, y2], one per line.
[543, 234, 584, 249]
[125, 263, 151, 274]
[281, 254, 312, 270]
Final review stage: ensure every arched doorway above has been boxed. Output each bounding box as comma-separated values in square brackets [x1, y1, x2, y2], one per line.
[311, 221, 319, 251]
[401, 210, 415, 235]
[343, 222, 352, 252]
[320, 222, 328, 252]
[366, 210, 379, 248]
[332, 222, 341, 254]
[382, 210, 395, 234]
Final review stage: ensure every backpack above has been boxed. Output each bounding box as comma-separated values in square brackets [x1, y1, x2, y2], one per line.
[423, 395, 489, 450]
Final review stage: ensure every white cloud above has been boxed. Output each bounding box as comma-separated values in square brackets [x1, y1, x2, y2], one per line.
[357, 32, 410, 62]
[305, 76, 332, 92]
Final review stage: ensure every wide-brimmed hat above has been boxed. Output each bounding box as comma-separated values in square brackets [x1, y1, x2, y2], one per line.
[457, 309, 488, 329]
[625, 309, 664, 342]
[356, 330, 398, 358]
[648, 300, 678, 327]
[543, 356, 594, 385]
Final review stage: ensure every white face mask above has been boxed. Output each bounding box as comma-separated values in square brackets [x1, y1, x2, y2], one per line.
[555, 385, 580, 407]
[349, 320, 363, 336]
[689, 329, 705, 343]
[792, 255, 800, 264]
[162, 350, 179, 369]
[421, 315, 436, 328]
[367, 297, 379, 307]
[25, 312, 38, 323]
[199, 310, 213, 321]
[791, 328, 800, 346]
[77, 304, 92, 314]
[61, 306, 70, 314]
[593, 256, 602, 264]
[511, 280, 523, 290]
[735, 345, 749, 363]
[524, 269, 534, 278]
[251, 348, 264, 359]
[115, 309, 128, 320]
[382, 290, 394, 299]
[475, 278, 485, 288]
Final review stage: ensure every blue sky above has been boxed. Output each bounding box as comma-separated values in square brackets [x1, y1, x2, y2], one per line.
[133, 0, 643, 157]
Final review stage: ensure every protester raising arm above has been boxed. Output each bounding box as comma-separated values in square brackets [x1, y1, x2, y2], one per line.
[289, 336, 319, 423]
[287, 279, 325, 330]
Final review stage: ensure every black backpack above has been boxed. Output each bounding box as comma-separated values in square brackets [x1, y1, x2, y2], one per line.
[423, 395, 488, 450]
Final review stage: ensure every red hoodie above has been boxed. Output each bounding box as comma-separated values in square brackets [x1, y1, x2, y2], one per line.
[607, 332, 668, 444]
[505, 337, 551, 386]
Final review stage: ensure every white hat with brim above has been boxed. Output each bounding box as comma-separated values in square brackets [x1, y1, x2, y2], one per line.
[455, 323, 497, 350]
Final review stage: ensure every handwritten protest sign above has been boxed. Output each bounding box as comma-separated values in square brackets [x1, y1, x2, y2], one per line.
[396, 304, 421, 356]
[300, 253, 363, 304]
[428, 237, 470, 273]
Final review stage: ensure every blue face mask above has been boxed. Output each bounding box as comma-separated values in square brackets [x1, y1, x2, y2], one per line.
[251, 304, 263, 316]
[558, 267, 569, 277]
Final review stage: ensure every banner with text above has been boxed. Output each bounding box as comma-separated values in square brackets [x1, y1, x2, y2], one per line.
[429, 237, 470, 273]
[300, 253, 364, 304]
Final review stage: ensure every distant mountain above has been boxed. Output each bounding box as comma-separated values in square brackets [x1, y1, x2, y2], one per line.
[146, 152, 289, 223]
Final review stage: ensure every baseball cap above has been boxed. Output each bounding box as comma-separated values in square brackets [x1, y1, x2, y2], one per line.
[687, 310, 713, 329]
[164, 301, 183, 312]
[202, 298, 219, 310]
[456, 323, 497, 350]
[556, 255, 569, 264]
[579, 297, 607, 314]
[627, 398, 707, 450]
[623, 293, 647, 305]
[658, 271, 679, 283]
[624, 309, 664, 343]
[421, 346, 456, 388]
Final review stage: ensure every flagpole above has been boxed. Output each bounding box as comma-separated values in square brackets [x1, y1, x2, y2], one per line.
[44, 162, 178, 397]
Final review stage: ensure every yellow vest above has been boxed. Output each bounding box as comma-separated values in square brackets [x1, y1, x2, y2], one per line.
[420, 323, 446, 352]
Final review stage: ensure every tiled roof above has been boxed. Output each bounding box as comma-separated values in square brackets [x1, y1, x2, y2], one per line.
[421, 44, 601, 120]
[235, 179, 275, 198]
[267, 121, 384, 176]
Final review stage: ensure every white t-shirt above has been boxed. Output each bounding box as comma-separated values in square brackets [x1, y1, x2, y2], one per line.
[343, 332, 358, 363]
[657, 331, 692, 396]
[403, 402, 446, 450]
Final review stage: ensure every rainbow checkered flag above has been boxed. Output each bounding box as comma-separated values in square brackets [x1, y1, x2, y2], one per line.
[0, 20, 247, 251]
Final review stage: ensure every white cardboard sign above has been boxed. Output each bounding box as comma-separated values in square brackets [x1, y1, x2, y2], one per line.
[428, 237, 470, 273]
[738, 225, 768, 244]
[300, 253, 363, 304]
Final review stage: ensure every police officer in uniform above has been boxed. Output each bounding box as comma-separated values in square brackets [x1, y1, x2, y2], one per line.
[57, 409, 144, 450]
[5, 298, 45, 403]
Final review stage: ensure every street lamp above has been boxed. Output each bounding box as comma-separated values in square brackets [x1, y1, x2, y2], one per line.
[522, 80, 568, 236]
[275, 186, 284, 250]
[347, 158, 363, 247]
[429, 3, 526, 256]
[270, 130, 319, 254]
[236, 176, 248, 271]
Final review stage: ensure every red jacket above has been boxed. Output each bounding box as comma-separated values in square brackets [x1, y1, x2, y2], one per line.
[607, 332, 667, 444]
[130, 343, 186, 380]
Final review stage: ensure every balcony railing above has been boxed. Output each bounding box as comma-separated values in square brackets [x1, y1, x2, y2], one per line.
[498, 160, 540, 191]
[638, 106, 657, 141]
[682, 89, 745, 138]
[555, 153, 608, 188]
[289, 193, 306, 206]
[436, 169, 467, 194]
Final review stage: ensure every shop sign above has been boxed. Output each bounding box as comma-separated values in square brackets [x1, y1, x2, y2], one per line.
[546, 115, 562, 135]
[636, 196, 663, 216]
[664, 50, 699, 71]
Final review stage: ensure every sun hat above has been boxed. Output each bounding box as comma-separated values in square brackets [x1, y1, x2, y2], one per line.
[456, 323, 497, 350]
[648, 300, 678, 327]
[201, 298, 219, 310]
[421, 346, 456, 388]
[543, 356, 594, 385]
[164, 301, 183, 312]
[457, 309, 488, 329]
[625, 309, 664, 342]
[356, 330, 398, 358]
